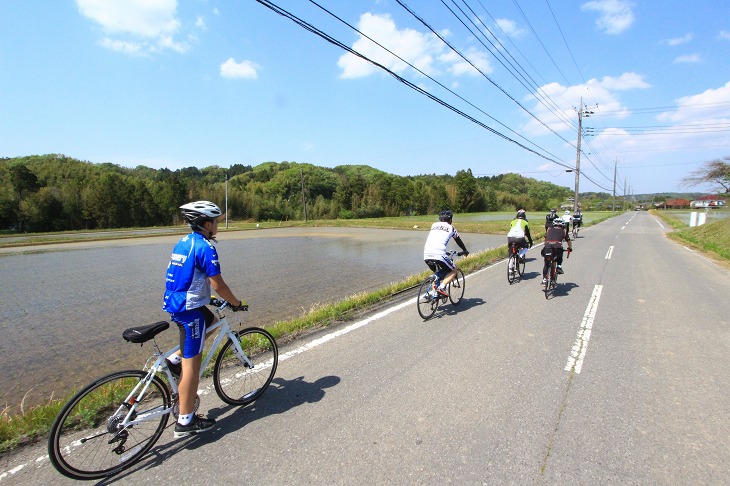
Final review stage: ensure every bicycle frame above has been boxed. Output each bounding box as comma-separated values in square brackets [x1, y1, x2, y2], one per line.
[114, 312, 252, 432]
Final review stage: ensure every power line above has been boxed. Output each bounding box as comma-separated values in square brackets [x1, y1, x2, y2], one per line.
[255, 0, 574, 170]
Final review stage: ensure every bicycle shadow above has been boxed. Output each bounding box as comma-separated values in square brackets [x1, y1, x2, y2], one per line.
[514, 270, 541, 283]
[546, 281, 579, 299]
[97, 375, 340, 484]
[425, 296, 486, 320]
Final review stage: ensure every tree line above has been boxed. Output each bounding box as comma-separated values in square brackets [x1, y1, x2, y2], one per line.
[0, 154, 576, 232]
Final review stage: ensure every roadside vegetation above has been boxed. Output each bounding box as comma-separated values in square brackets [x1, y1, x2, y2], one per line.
[652, 210, 730, 262]
[0, 211, 617, 454]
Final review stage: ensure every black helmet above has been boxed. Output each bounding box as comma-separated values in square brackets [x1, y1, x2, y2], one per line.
[516, 209, 526, 219]
[439, 209, 453, 223]
[549, 208, 557, 213]
[552, 219, 566, 227]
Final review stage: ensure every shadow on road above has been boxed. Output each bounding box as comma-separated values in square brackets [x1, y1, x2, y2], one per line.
[101, 375, 341, 483]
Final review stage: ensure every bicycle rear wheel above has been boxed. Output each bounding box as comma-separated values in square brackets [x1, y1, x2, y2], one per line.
[417, 276, 438, 320]
[543, 259, 551, 298]
[48, 370, 170, 480]
[214, 327, 278, 406]
[507, 254, 517, 284]
[448, 268, 466, 305]
[517, 254, 526, 277]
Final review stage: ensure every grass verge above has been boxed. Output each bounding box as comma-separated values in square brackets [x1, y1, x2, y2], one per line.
[652, 211, 730, 262]
[0, 213, 618, 454]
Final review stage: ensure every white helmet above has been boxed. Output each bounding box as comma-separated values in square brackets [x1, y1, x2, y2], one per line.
[565, 210, 570, 215]
[180, 201, 221, 225]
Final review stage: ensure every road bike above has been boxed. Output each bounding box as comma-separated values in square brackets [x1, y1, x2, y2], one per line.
[507, 244, 527, 284]
[47, 298, 278, 480]
[572, 222, 580, 239]
[542, 247, 570, 299]
[417, 250, 466, 320]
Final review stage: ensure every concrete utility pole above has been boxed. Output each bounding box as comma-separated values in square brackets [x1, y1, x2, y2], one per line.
[574, 100, 594, 212]
[225, 172, 229, 229]
[300, 168, 308, 222]
[612, 158, 618, 213]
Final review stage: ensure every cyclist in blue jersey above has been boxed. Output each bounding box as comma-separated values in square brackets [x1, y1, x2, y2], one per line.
[163, 201, 248, 438]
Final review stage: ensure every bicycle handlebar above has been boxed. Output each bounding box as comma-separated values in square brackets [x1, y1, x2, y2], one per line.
[210, 297, 249, 312]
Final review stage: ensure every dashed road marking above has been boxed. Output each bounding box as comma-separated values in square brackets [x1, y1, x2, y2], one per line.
[565, 285, 603, 374]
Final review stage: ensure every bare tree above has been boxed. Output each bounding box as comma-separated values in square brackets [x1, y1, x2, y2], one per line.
[681, 157, 730, 194]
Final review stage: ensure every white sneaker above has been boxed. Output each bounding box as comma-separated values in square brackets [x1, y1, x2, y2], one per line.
[541, 278, 547, 284]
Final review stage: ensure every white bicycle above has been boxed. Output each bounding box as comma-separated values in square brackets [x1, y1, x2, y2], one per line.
[47, 298, 278, 480]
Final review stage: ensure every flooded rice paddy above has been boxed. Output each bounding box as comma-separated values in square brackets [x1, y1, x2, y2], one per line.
[0, 227, 505, 408]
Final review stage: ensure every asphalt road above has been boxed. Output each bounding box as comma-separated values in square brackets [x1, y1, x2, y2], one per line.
[2, 212, 729, 485]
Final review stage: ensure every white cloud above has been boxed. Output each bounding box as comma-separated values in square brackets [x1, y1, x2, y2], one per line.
[76, 0, 192, 55]
[657, 81, 730, 123]
[593, 82, 730, 162]
[337, 13, 490, 79]
[581, 0, 635, 35]
[220, 58, 259, 79]
[719, 30, 730, 40]
[673, 54, 701, 64]
[523, 73, 650, 135]
[665, 33, 693, 46]
[495, 18, 526, 39]
[441, 48, 492, 76]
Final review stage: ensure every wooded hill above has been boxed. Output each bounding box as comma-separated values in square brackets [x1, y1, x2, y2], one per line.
[1, 154, 574, 232]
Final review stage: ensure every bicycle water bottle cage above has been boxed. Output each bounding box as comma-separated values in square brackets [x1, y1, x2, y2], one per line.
[123, 321, 170, 344]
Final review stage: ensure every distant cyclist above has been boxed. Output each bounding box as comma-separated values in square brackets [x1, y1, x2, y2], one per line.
[541, 219, 572, 284]
[545, 208, 558, 229]
[572, 209, 583, 233]
[507, 211, 533, 276]
[423, 210, 469, 297]
[561, 210, 573, 227]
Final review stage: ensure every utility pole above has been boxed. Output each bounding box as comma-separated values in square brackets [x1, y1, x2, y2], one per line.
[225, 172, 229, 229]
[300, 168, 308, 222]
[612, 158, 617, 213]
[574, 100, 594, 212]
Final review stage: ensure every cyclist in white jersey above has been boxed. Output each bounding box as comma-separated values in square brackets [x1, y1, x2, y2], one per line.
[163, 201, 248, 438]
[423, 210, 469, 296]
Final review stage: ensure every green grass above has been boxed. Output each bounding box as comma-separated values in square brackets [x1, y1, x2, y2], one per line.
[668, 217, 730, 261]
[0, 212, 618, 454]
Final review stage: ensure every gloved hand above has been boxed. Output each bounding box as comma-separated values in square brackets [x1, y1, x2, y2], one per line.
[459, 250, 469, 257]
[231, 299, 249, 312]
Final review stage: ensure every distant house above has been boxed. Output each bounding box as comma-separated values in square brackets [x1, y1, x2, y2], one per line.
[690, 195, 727, 208]
[665, 198, 691, 209]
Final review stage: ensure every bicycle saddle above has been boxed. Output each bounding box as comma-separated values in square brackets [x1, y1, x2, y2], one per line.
[123, 321, 170, 344]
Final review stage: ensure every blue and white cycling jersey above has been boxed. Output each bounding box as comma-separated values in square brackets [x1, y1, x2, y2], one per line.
[163, 232, 221, 313]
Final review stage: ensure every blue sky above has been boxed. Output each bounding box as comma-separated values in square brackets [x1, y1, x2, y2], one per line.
[2, 1, 729, 195]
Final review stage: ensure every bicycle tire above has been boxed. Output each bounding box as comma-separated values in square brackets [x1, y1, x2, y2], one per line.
[517, 253, 526, 277]
[48, 370, 170, 480]
[417, 276, 438, 320]
[448, 268, 466, 305]
[213, 327, 278, 406]
[507, 254, 517, 284]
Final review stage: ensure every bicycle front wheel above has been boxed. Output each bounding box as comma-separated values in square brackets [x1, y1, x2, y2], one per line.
[448, 268, 466, 305]
[417, 276, 438, 320]
[507, 255, 517, 284]
[48, 370, 170, 480]
[214, 327, 278, 406]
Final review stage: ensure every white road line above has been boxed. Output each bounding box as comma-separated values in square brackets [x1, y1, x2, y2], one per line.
[565, 284, 603, 374]
[652, 216, 665, 228]
[605, 246, 614, 259]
